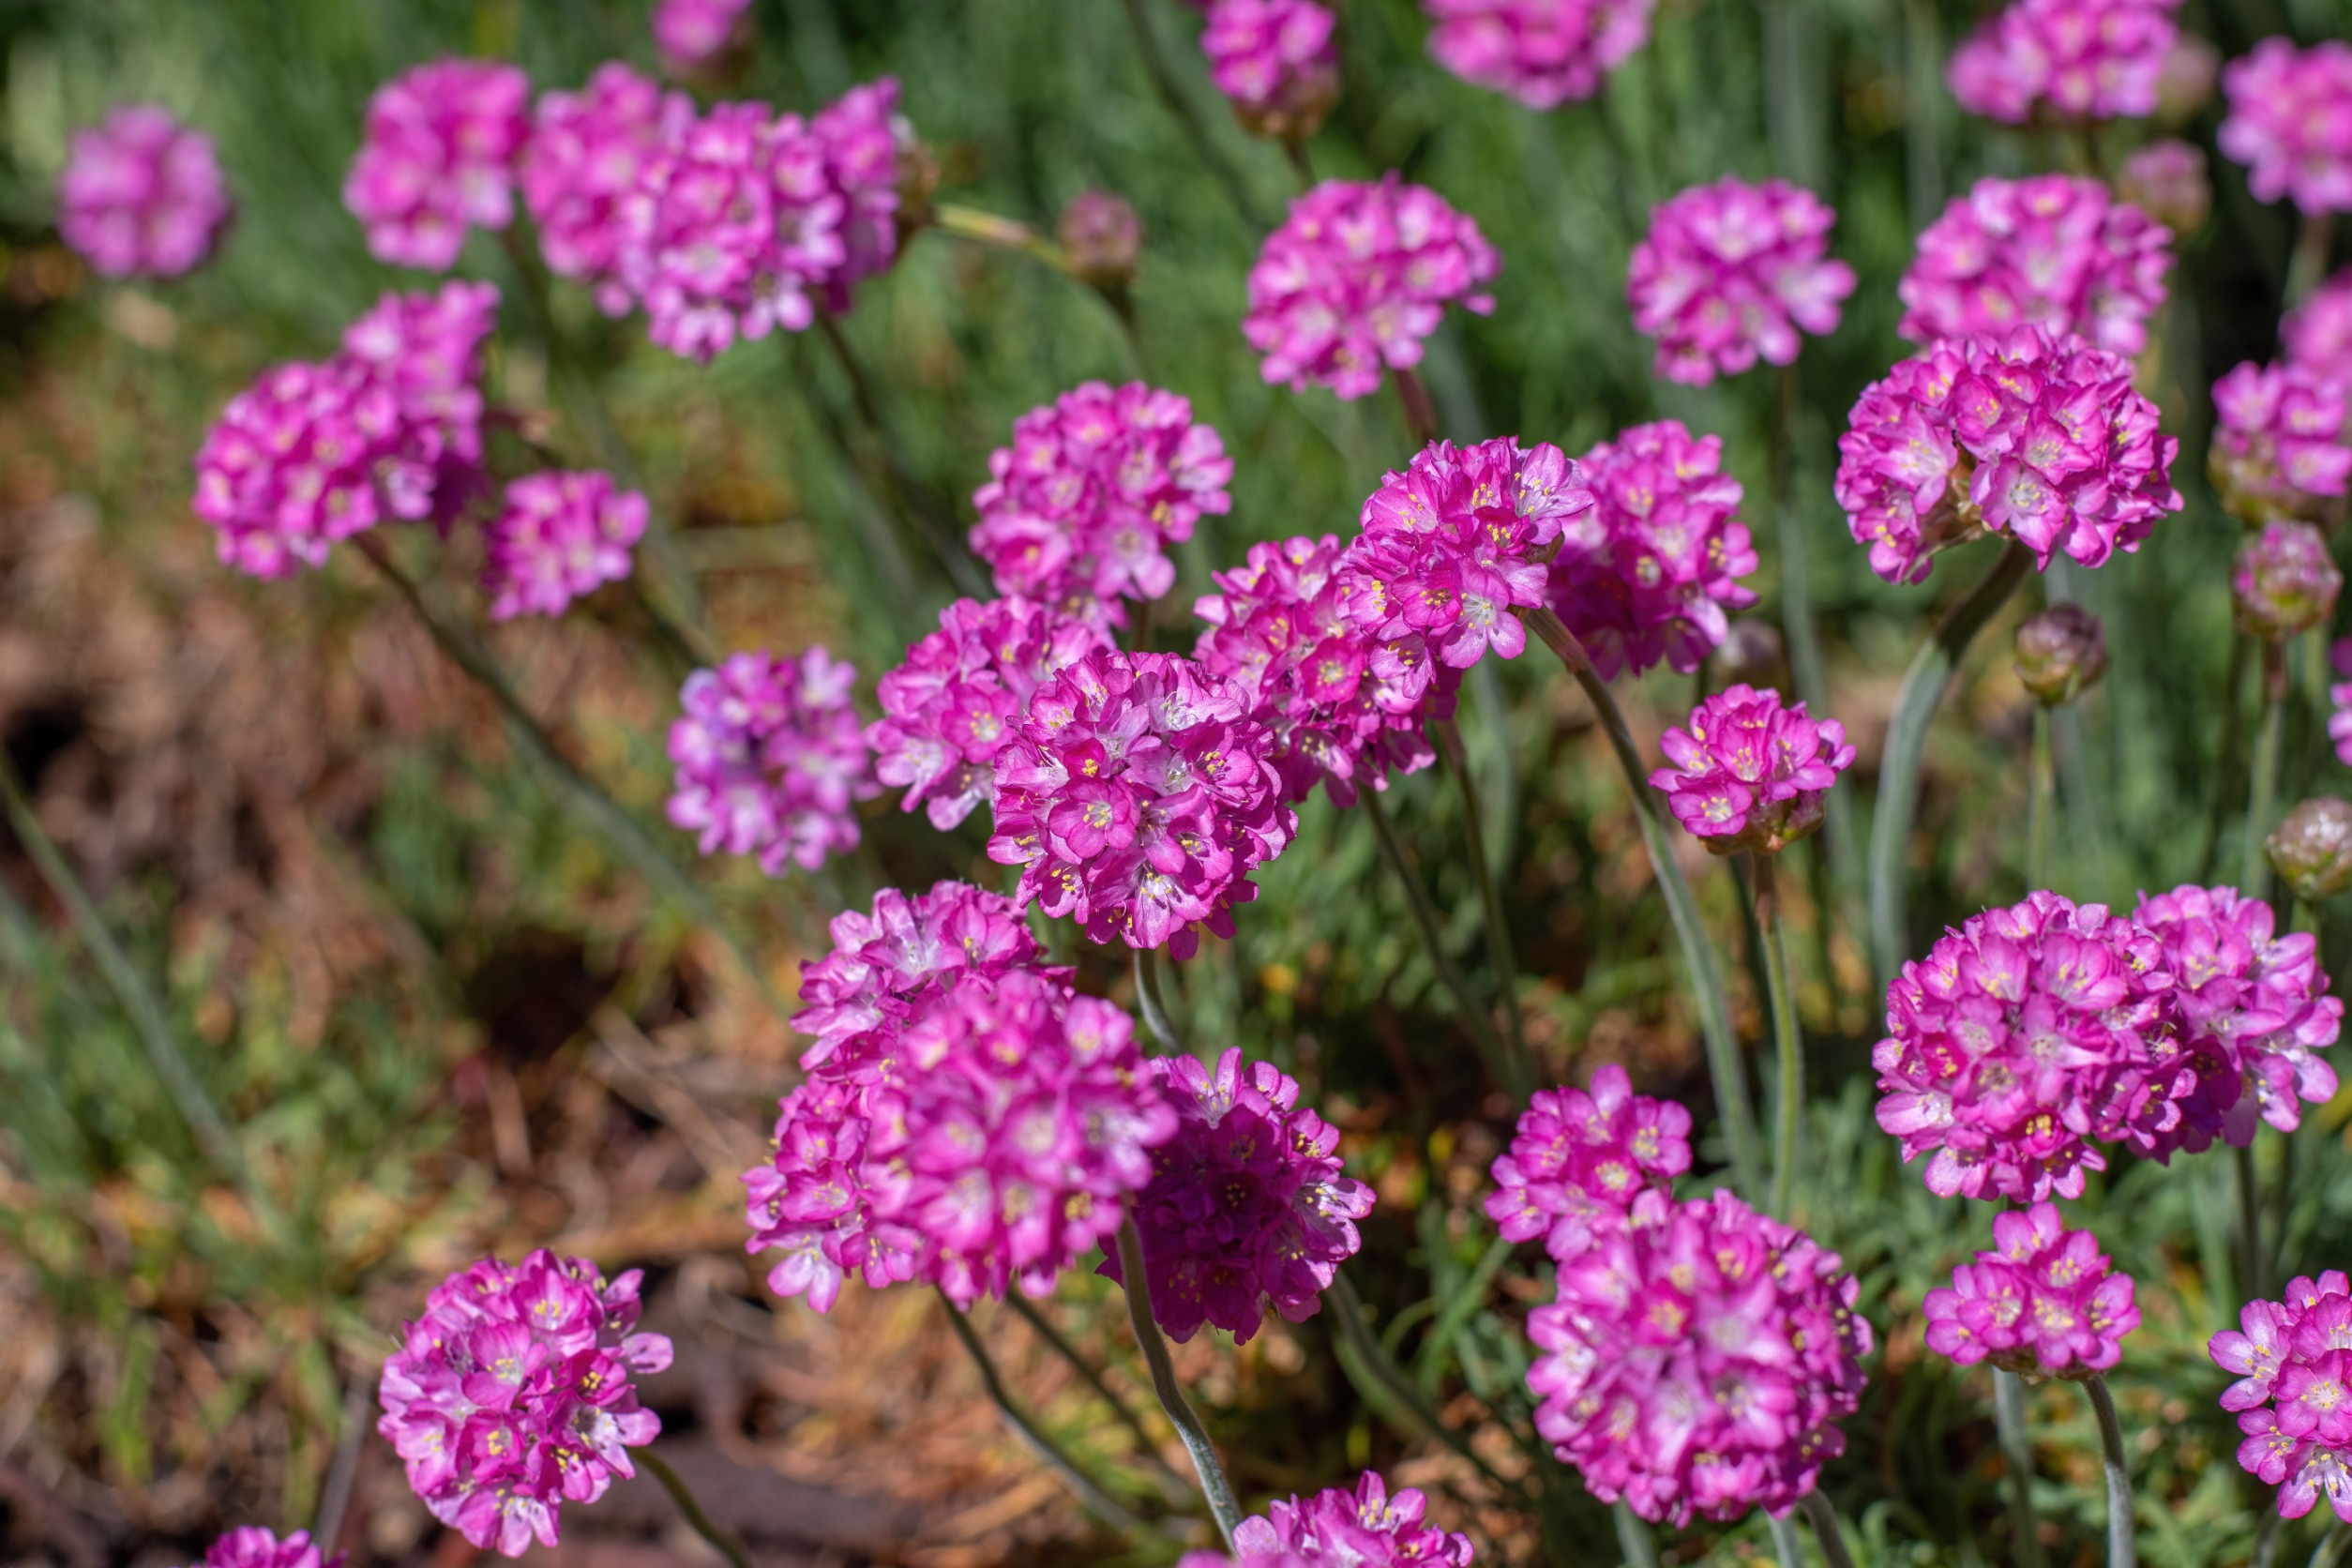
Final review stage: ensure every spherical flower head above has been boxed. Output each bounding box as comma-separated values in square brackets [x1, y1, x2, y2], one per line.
[1485, 1063, 1690, 1261]
[175, 1528, 343, 1568]
[1898, 176, 2173, 356]
[2285, 269, 2352, 387]
[1834, 326, 2182, 585]
[376, 1251, 672, 1558]
[1527, 1189, 1870, 1528]
[57, 105, 232, 279]
[522, 65, 689, 312]
[2270, 797, 2352, 903]
[1549, 420, 1759, 677]
[343, 59, 530, 270]
[1244, 175, 1500, 400]
[2235, 520, 2344, 641]
[868, 595, 1114, 830]
[2222, 39, 2352, 217]
[2209, 1271, 2352, 1520]
[482, 471, 649, 620]
[1201, 0, 1341, 143]
[1625, 177, 1856, 386]
[666, 646, 879, 875]
[985, 650, 1297, 957]
[1420, 0, 1656, 110]
[1059, 189, 1144, 291]
[1215, 1471, 1476, 1565]
[1648, 686, 1855, 856]
[1946, 0, 2181, 125]
[2013, 602, 2108, 706]
[970, 382, 1234, 608]
[1102, 1048, 1374, 1343]
[2211, 363, 2352, 527]
[745, 966, 1179, 1311]
[2118, 138, 2211, 237]
[1873, 891, 2181, 1201]
[654, 0, 753, 71]
[1922, 1202, 2138, 1378]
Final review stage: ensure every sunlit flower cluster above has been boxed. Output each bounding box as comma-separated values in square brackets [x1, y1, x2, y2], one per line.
[1898, 175, 2173, 356]
[1625, 177, 1855, 386]
[1923, 1202, 2139, 1377]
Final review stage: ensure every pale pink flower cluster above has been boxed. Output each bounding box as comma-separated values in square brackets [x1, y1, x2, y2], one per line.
[344, 59, 531, 270]
[1200, 0, 1342, 142]
[520, 64, 686, 314]
[665, 647, 878, 875]
[1178, 1472, 1476, 1566]
[1923, 1202, 2138, 1377]
[1650, 686, 1857, 856]
[654, 0, 753, 70]
[2213, 1271, 2352, 1522]
[56, 105, 232, 279]
[2221, 39, 2352, 216]
[1625, 177, 1856, 386]
[1947, 0, 2182, 124]
[2210, 361, 2352, 526]
[1898, 176, 2172, 356]
[1485, 1063, 1690, 1261]
[1419, 0, 1656, 109]
[481, 471, 649, 621]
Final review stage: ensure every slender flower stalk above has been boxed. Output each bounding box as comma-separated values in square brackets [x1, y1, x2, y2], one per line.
[2316, 1523, 2352, 1568]
[1361, 786, 1518, 1093]
[2238, 1142, 2270, 1303]
[1134, 948, 1184, 1054]
[1749, 853, 1804, 1219]
[1769, 1514, 1805, 1568]
[2292, 215, 2338, 309]
[1322, 1271, 1534, 1508]
[940, 1296, 1150, 1534]
[1995, 1369, 2049, 1568]
[2028, 704, 2056, 889]
[1614, 1501, 1661, 1568]
[1115, 1219, 1244, 1547]
[1435, 717, 1534, 1099]
[2085, 1374, 2137, 1568]
[1393, 366, 1441, 446]
[2248, 641, 2290, 897]
[932, 202, 1076, 274]
[637, 1450, 757, 1568]
[1799, 1491, 1862, 1568]
[1001, 1293, 1191, 1500]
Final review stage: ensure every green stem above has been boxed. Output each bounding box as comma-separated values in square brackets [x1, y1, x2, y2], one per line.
[2253, 1509, 2283, 1568]
[1994, 1369, 2048, 1568]
[2202, 634, 2252, 882]
[1799, 1491, 1861, 1568]
[1752, 855, 1804, 1220]
[2239, 1140, 2270, 1304]
[2312, 1521, 2352, 1568]
[1322, 1271, 1535, 1509]
[1283, 137, 1316, 192]
[1434, 718, 1533, 1100]
[2247, 641, 2288, 897]
[1413, 1231, 1514, 1397]
[1001, 1293, 1190, 1500]
[2084, 1374, 2137, 1568]
[1115, 1218, 1244, 1547]
[940, 1295, 1150, 1534]
[637, 1448, 757, 1568]
[1768, 1513, 1806, 1568]
[1134, 947, 1184, 1055]
[1360, 786, 1516, 1094]
[1613, 1501, 1661, 1568]
[932, 202, 1074, 274]
[2290, 213, 2338, 309]
[1117, 0, 1276, 234]
[1393, 366, 1440, 446]
[2028, 703, 2056, 891]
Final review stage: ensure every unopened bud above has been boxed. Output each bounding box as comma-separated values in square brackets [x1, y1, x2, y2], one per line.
[2118, 139, 2209, 238]
[2013, 603, 2108, 706]
[2268, 797, 2352, 902]
[1714, 618, 1788, 689]
[2235, 520, 2344, 641]
[1058, 189, 1143, 292]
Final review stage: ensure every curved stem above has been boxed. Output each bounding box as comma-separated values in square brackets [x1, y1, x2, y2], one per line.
[1434, 718, 1534, 1099]
[2239, 1140, 2270, 1303]
[932, 202, 1073, 274]
[1002, 1293, 1191, 1499]
[1768, 1513, 1806, 1568]
[2084, 1374, 2137, 1568]
[2028, 704, 2056, 891]
[940, 1295, 1150, 1534]
[2246, 641, 2288, 897]
[1613, 1500, 1661, 1568]
[1752, 855, 1804, 1220]
[1799, 1491, 1861, 1568]
[1360, 787, 1516, 1094]
[637, 1448, 757, 1568]
[1115, 1219, 1244, 1547]
[1994, 1369, 2048, 1568]
[1133, 948, 1184, 1055]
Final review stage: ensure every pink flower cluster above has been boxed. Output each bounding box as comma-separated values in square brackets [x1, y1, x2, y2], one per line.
[376, 1252, 672, 1558]
[482, 471, 649, 620]
[2332, 641, 2352, 767]
[654, 0, 753, 70]
[1625, 177, 1856, 386]
[1946, 0, 2182, 124]
[1833, 325, 2181, 585]
[1420, 0, 1655, 109]
[193, 280, 498, 578]
[1549, 420, 1758, 678]
[2221, 39, 2352, 216]
[2286, 270, 2352, 387]
[869, 596, 1113, 830]
[1898, 176, 2173, 357]
[520, 64, 685, 314]
[57, 106, 232, 279]
[1192, 534, 1455, 807]
[1200, 0, 1341, 142]
[1649, 686, 1856, 856]
[2213, 1271, 2352, 1522]
[665, 646, 878, 875]
[1244, 176, 1500, 400]
[344, 59, 531, 270]
[985, 650, 1296, 957]
[1103, 1048, 1374, 1343]
[2209, 361, 2351, 525]
[1529, 1189, 1871, 1527]
[1922, 1203, 2139, 1377]
[2118, 138, 2210, 237]
[173, 1530, 342, 1568]
[1485, 1064, 1690, 1261]
[1178, 1471, 1476, 1566]
[969, 383, 1234, 609]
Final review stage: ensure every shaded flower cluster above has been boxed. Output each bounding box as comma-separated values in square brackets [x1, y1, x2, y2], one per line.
[2213, 1271, 2352, 1522]
[1200, 0, 1341, 143]
[1624, 177, 1856, 386]
[1485, 1064, 1690, 1261]
[1178, 1471, 1476, 1566]
[1947, 0, 2182, 125]
[1419, 0, 1655, 110]
[482, 470, 649, 621]
[173, 1530, 342, 1568]
[57, 105, 232, 279]
[520, 64, 685, 314]
[1922, 1202, 2139, 1377]
[654, 0, 753, 70]
[2118, 137, 2210, 237]
[2209, 361, 2351, 525]
[2285, 268, 2352, 388]
[666, 646, 878, 875]
[344, 58, 531, 270]
[1649, 686, 1855, 856]
[2221, 39, 2352, 216]
[1898, 176, 2173, 356]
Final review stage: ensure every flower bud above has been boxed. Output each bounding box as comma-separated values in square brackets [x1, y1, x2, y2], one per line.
[1714, 617, 1788, 689]
[2234, 520, 2344, 641]
[2156, 34, 2222, 125]
[1057, 189, 1143, 293]
[2013, 603, 2108, 706]
[2268, 796, 2352, 902]
[2118, 139, 2210, 238]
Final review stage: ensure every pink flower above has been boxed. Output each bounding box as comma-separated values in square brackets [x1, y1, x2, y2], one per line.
[482, 471, 649, 620]
[2212, 1273, 2352, 1520]
[2333, 640, 2352, 766]
[376, 1252, 672, 1558]
[1420, 0, 1655, 109]
[969, 383, 1234, 609]
[1528, 1189, 1871, 1527]
[985, 650, 1297, 957]
[2235, 520, 2344, 641]
[2286, 269, 2352, 387]
[1190, 1471, 1476, 1565]
[1549, 420, 1758, 677]
[56, 105, 231, 279]
[1899, 176, 2172, 356]
[343, 59, 531, 270]
[1201, 0, 1341, 142]
[2210, 362, 2352, 525]
[173, 1529, 343, 1568]
[1923, 1203, 2138, 1378]
[1485, 1063, 1690, 1261]
[521, 64, 687, 314]
[1102, 1048, 1374, 1343]
[1625, 178, 1856, 386]
[1649, 686, 1855, 856]
[808, 79, 909, 312]
[2118, 138, 2210, 236]
[1873, 892, 2182, 1202]
[1244, 175, 1500, 400]
[2221, 39, 2352, 217]
[1946, 0, 2181, 124]
[666, 647, 878, 874]
[654, 0, 753, 70]
[1833, 325, 2181, 585]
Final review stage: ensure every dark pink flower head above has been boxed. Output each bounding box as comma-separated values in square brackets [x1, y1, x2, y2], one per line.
[1625, 178, 1856, 386]
[1201, 0, 1341, 143]
[1648, 686, 1855, 856]
[343, 59, 530, 270]
[985, 650, 1297, 957]
[1922, 1203, 2138, 1378]
[1485, 1064, 1690, 1261]
[2211, 1271, 2352, 1521]
[2286, 269, 2352, 387]
[1873, 892, 2182, 1201]
[1244, 175, 1500, 400]
[1899, 176, 2172, 356]
[2118, 138, 2210, 237]
[1946, 0, 2182, 124]
[870, 595, 1115, 830]
[1101, 1048, 1375, 1344]
[665, 646, 879, 875]
[2131, 884, 2342, 1153]
[970, 382, 1234, 609]
[174, 1528, 343, 1568]
[2235, 520, 2344, 641]
[483, 471, 649, 621]
[2211, 363, 2352, 526]
[2222, 39, 2352, 217]
[809, 78, 910, 310]
[1833, 325, 2181, 585]
[1549, 420, 1759, 678]
[521, 64, 688, 314]
[1203, 1471, 1476, 1565]
[745, 965, 1179, 1311]
[376, 1251, 672, 1558]
[1527, 1189, 1870, 1528]
[654, 0, 754, 71]
[57, 105, 231, 279]
[1420, 0, 1655, 109]
[1194, 534, 1456, 806]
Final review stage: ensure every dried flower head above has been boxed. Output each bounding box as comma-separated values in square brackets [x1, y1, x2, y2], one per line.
[666, 647, 878, 874]
[1899, 176, 2172, 356]
[2013, 602, 2108, 706]
[344, 59, 531, 270]
[1625, 177, 1856, 386]
[1420, 0, 1655, 110]
[1485, 1063, 1690, 1261]
[2270, 797, 2352, 903]
[482, 471, 649, 621]
[1923, 1203, 2138, 1378]
[57, 105, 232, 279]
[2234, 520, 2344, 641]
[1649, 686, 1856, 856]
[2118, 138, 2211, 237]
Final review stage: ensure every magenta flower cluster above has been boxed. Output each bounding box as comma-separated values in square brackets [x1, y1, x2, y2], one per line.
[376, 1251, 672, 1558]
[344, 59, 531, 270]
[654, 0, 753, 70]
[1833, 325, 2181, 585]
[985, 650, 1296, 957]
[2333, 640, 2352, 768]
[1549, 419, 1758, 679]
[1947, 0, 2182, 125]
[1898, 176, 2173, 357]
[2209, 361, 2352, 525]
[1625, 177, 1856, 386]
[1485, 1064, 1690, 1261]
[969, 382, 1234, 609]
[1179, 1471, 1477, 1567]
[1650, 686, 1856, 856]
[1420, 0, 1656, 109]
[1922, 1202, 2139, 1377]
[2213, 1271, 2352, 1522]
[520, 64, 685, 316]
[2286, 270, 2352, 388]
[1244, 175, 1500, 400]
[482, 471, 649, 621]
[665, 646, 878, 875]
[2221, 39, 2352, 216]
[173, 1530, 342, 1568]
[57, 106, 232, 279]
[1104, 1048, 1374, 1344]
[1200, 0, 1341, 141]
